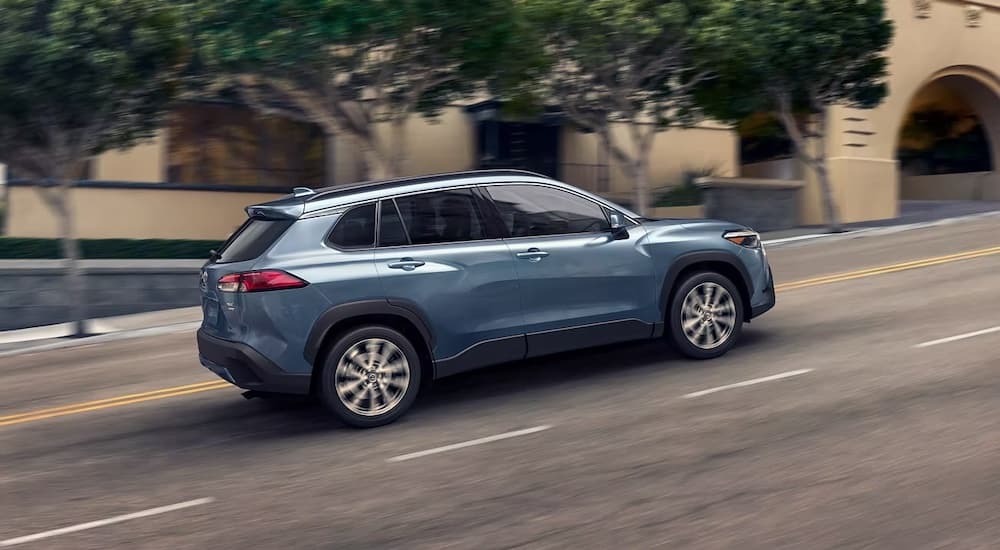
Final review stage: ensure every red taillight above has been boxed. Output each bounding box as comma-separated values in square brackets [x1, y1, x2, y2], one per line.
[217, 270, 308, 293]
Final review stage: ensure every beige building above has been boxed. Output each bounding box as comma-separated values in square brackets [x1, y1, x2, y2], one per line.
[6, 0, 999, 239]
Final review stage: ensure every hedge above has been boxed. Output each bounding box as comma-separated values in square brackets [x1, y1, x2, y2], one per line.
[0, 237, 222, 259]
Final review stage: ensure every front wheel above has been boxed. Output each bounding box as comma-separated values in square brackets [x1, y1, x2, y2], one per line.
[667, 272, 744, 360]
[318, 326, 422, 428]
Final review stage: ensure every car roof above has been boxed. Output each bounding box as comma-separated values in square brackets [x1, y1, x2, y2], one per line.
[248, 169, 640, 221]
[301, 169, 554, 213]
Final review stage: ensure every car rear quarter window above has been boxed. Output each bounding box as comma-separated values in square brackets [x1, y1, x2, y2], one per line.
[486, 184, 610, 237]
[327, 203, 376, 249]
[215, 218, 294, 263]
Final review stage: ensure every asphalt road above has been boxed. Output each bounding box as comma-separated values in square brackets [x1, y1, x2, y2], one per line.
[2, 219, 999, 549]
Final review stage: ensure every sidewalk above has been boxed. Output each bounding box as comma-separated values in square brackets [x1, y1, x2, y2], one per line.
[0, 306, 201, 357]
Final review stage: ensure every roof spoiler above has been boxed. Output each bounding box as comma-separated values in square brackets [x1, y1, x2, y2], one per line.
[244, 187, 316, 220]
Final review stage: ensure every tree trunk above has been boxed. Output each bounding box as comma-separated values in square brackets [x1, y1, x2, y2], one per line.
[355, 135, 394, 181]
[774, 98, 843, 232]
[631, 160, 649, 216]
[323, 130, 337, 187]
[389, 116, 407, 177]
[40, 182, 87, 337]
[811, 112, 843, 232]
[812, 158, 843, 233]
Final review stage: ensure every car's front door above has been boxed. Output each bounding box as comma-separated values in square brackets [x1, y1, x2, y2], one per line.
[484, 183, 659, 357]
[372, 188, 525, 376]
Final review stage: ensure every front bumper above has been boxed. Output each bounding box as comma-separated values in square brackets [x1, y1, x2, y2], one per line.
[197, 329, 311, 395]
[750, 267, 776, 319]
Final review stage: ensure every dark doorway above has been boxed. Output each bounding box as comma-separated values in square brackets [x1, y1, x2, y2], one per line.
[468, 101, 562, 179]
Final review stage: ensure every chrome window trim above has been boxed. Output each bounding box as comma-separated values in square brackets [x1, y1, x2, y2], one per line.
[480, 181, 632, 240]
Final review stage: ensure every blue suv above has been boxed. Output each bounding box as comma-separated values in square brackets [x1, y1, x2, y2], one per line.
[197, 170, 775, 427]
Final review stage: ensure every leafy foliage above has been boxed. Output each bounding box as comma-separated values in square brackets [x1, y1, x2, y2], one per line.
[520, 0, 706, 215]
[195, 0, 532, 179]
[0, 0, 190, 331]
[0, 0, 190, 179]
[694, 0, 893, 120]
[693, 0, 894, 229]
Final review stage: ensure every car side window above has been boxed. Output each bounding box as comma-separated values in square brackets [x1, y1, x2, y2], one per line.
[378, 199, 410, 247]
[486, 184, 611, 237]
[393, 188, 488, 245]
[328, 203, 376, 249]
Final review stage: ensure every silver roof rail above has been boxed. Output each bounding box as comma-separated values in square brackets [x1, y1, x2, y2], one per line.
[292, 187, 316, 197]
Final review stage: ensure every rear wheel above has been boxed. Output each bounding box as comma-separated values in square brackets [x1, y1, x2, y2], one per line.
[667, 271, 744, 359]
[318, 326, 422, 428]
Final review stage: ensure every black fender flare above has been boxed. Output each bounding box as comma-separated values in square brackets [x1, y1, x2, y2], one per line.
[658, 250, 753, 317]
[303, 298, 434, 365]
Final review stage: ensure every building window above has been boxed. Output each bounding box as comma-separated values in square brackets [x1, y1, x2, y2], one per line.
[166, 102, 325, 187]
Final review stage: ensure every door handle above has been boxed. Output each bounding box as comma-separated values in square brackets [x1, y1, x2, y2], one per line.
[516, 248, 549, 261]
[387, 258, 425, 271]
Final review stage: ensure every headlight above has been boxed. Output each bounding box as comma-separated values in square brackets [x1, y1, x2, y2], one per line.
[723, 229, 761, 249]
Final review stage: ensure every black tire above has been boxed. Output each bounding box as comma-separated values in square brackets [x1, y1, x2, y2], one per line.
[318, 325, 422, 428]
[667, 271, 744, 360]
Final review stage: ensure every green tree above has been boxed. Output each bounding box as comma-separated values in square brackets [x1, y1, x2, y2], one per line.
[0, 0, 189, 334]
[196, 0, 529, 182]
[694, 0, 894, 231]
[519, 0, 706, 215]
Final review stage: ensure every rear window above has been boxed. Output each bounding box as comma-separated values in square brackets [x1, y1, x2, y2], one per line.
[215, 219, 293, 263]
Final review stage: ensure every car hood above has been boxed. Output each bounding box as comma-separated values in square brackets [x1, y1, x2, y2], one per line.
[642, 218, 751, 233]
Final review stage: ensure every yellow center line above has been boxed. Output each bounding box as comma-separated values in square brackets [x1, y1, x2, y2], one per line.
[0, 381, 230, 427]
[3, 244, 999, 428]
[775, 245, 1000, 292]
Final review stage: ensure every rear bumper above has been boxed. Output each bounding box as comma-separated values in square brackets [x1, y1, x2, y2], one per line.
[197, 329, 311, 395]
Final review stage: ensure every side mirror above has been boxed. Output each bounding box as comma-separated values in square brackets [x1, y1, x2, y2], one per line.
[608, 212, 629, 240]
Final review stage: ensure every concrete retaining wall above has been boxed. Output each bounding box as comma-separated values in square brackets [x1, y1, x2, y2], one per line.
[696, 177, 804, 232]
[901, 172, 1000, 201]
[0, 260, 202, 331]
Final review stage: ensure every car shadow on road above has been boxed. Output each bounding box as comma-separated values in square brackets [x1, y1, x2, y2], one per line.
[135, 327, 777, 446]
[420, 327, 774, 411]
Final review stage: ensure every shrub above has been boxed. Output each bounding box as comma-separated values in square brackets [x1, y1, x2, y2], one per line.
[653, 166, 718, 207]
[0, 238, 222, 259]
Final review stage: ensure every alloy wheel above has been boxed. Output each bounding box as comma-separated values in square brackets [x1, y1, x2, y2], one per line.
[334, 338, 410, 416]
[680, 282, 737, 350]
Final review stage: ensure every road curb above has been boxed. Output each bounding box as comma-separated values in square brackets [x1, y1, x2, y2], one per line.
[762, 210, 1000, 248]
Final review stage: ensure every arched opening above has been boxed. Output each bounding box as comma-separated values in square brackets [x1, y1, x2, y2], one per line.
[896, 71, 1000, 202]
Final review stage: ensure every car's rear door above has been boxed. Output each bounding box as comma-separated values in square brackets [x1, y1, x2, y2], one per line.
[372, 187, 525, 376]
[482, 183, 659, 357]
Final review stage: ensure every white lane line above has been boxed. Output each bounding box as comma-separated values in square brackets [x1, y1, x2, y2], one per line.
[387, 425, 552, 463]
[682, 369, 813, 399]
[915, 326, 1000, 349]
[0, 498, 214, 547]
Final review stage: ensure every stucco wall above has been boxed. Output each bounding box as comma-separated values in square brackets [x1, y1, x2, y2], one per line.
[6, 185, 284, 240]
[93, 132, 167, 182]
[560, 123, 738, 202]
[333, 107, 478, 183]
